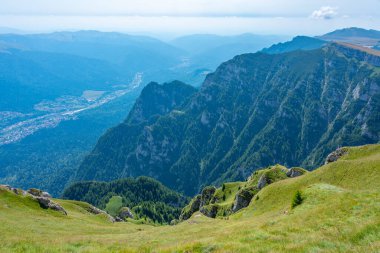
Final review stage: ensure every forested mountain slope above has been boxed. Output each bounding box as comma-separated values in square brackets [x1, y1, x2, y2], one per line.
[77, 43, 380, 195]
[62, 176, 189, 224]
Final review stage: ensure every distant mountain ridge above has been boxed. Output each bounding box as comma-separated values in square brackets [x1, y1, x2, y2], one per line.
[320, 27, 380, 40]
[262, 36, 327, 54]
[77, 43, 380, 195]
[318, 27, 380, 47]
[170, 33, 287, 69]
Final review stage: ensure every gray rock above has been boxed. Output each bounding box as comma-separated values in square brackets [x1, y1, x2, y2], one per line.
[232, 188, 255, 213]
[325, 148, 348, 164]
[1, 185, 66, 215]
[34, 196, 67, 215]
[119, 207, 134, 220]
[1, 185, 30, 196]
[41, 192, 52, 198]
[200, 186, 216, 207]
[199, 205, 218, 218]
[257, 174, 268, 189]
[114, 216, 124, 222]
[86, 205, 115, 223]
[27, 188, 44, 197]
[0, 185, 12, 191]
[286, 167, 307, 178]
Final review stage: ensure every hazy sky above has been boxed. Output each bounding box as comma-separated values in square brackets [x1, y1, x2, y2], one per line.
[0, 0, 379, 37]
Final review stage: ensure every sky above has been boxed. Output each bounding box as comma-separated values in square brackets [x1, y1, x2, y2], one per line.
[0, 0, 379, 38]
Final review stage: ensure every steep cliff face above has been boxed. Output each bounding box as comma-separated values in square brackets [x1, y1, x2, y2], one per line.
[78, 44, 380, 195]
[125, 80, 197, 124]
[75, 81, 196, 183]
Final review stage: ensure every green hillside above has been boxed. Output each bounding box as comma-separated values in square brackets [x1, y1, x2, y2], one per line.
[0, 144, 379, 252]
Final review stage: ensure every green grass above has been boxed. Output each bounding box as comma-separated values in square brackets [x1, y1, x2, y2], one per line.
[213, 181, 244, 204]
[0, 144, 379, 252]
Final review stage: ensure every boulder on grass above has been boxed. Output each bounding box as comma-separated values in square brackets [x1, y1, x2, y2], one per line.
[286, 167, 307, 178]
[325, 148, 348, 164]
[34, 196, 67, 215]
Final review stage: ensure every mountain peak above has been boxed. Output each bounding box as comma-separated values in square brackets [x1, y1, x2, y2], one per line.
[125, 80, 196, 125]
[261, 36, 326, 54]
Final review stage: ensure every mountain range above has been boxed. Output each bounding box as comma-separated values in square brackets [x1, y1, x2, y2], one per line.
[1, 28, 380, 196]
[77, 41, 380, 195]
[0, 31, 284, 195]
[0, 26, 379, 252]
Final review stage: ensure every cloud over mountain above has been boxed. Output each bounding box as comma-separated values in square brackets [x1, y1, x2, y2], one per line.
[311, 6, 338, 20]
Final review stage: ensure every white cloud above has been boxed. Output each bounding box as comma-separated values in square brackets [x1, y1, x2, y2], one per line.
[310, 6, 338, 20]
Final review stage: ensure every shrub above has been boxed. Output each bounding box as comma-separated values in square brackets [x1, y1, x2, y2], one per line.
[105, 196, 123, 216]
[291, 190, 303, 208]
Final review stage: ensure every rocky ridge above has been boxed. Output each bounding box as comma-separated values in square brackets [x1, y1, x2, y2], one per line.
[0, 185, 123, 222]
[0, 185, 67, 215]
[180, 164, 308, 220]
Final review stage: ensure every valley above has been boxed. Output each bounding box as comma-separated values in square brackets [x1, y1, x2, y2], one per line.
[0, 72, 143, 146]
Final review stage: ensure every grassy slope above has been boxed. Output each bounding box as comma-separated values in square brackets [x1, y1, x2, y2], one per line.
[0, 144, 379, 252]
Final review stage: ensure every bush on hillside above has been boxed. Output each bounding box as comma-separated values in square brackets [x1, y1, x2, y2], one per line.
[291, 190, 304, 208]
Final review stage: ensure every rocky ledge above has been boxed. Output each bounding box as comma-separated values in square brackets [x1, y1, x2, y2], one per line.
[0, 185, 67, 215]
[325, 147, 348, 164]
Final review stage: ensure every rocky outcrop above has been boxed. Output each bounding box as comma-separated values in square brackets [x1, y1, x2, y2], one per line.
[86, 205, 116, 222]
[27, 188, 52, 198]
[118, 207, 134, 220]
[257, 175, 268, 190]
[286, 167, 307, 178]
[234, 165, 307, 213]
[232, 187, 257, 213]
[0, 185, 67, 215]
[0, 185, 28, 196]
[200, 186, 216, 207]
[200, 205, 218, 218]
[26, 188, 66, 214]
[325, 148, 348, 164]
[34, 196, 67, 215]
[114, 216, 124, 222]
[179, 194, 201, 221]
